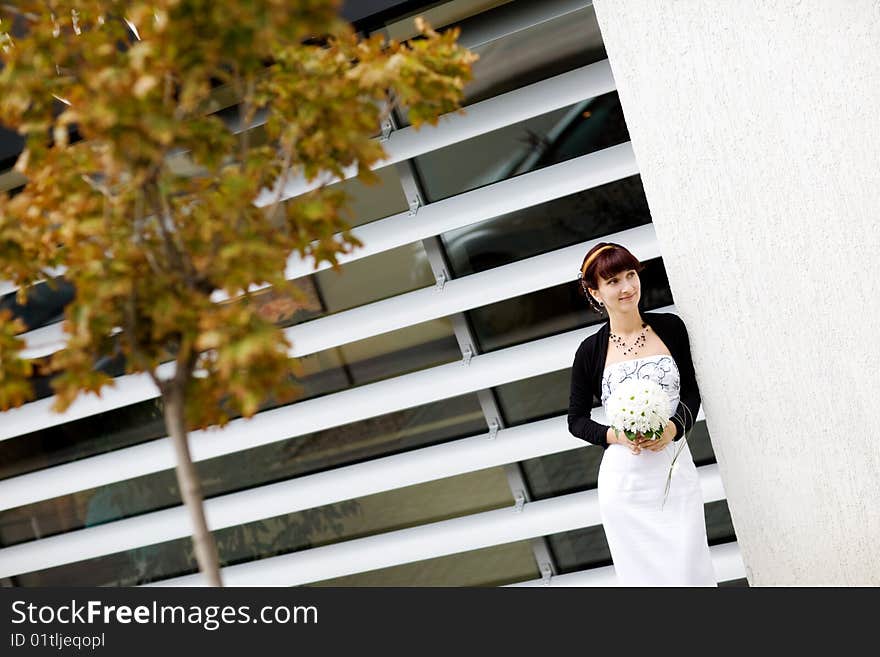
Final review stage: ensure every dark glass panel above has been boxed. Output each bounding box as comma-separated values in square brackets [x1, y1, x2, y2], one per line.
[0, 278, 74, 333]
[392, 2, 606, 117]
[458, 3, 606, 107]
[441, 175, 651, 278]
[415, 93, 629, 202]
[309, 540, 539, 587]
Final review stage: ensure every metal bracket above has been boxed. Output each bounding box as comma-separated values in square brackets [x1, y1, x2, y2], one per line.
[379, 118, 393, 142]
[540, 562, 553, 586]
[513, 489, 526, 513]
[434, 270, 447, 292]
[461, 344, 473, 366]
[408, 196, 421, 216]
[487, 419, 499, 440]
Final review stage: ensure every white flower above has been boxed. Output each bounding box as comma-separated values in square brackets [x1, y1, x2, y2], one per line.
[606, 378, 671, 440]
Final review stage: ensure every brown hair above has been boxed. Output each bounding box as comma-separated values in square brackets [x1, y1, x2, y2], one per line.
[578, 242, 644, 298]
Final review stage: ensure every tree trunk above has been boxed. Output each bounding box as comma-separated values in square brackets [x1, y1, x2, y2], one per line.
[162, 389, 224, 587]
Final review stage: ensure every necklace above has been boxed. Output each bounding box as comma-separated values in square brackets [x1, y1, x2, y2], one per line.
[609, 322, 649, 358]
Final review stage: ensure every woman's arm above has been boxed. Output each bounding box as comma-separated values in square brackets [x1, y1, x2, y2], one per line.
[669, 315, 701, 441]
[567, 341, 614, 449]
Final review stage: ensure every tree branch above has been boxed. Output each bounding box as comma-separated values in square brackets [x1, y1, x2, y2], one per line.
[131, 190, 165, 277]
[80, 174, 113, 199]
[146, 181, 192, 283]
[265, 145, 293, 227]
[236, 70, 256, 166]
[122, 283, 163, 394]
[173, 334, 199, 393]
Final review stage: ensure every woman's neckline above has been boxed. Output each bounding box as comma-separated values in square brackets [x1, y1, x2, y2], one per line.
[603, 353, 674, 372]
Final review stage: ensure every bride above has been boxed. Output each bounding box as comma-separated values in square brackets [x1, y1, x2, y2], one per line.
[568, 242, 717, 586]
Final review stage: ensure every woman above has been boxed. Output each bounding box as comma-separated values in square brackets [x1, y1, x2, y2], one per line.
[568, 242, 717, 586]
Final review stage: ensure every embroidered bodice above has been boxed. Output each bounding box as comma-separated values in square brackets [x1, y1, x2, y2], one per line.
[601, 354, 680, 418]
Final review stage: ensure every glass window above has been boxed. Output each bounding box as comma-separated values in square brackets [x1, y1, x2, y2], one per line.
[0, 124, 25, 171]
[11, 466, 518, 586]
[414, 93, 629, 202]
[384, 0, 512, 42]
[392, 1, 605, 117]
[459, 3, 606, 106]
[0, 278, 74, 333]
[547, 523, 612, 572]
[441, 176, 652, 277]
[22, 350, 130, 405]
[0, 398, 167, 482]
[494, 369, 572, 430]
[241, 239, 434, 332]
[326, 165, 409, 229]
[262, 162, 409, 231]
[703, 499, 737, 546]
[313, 241, 433, 314]
[309, 540, 539, 587]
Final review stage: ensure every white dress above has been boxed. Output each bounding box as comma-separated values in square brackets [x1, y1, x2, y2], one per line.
[598, 354, 717, 586]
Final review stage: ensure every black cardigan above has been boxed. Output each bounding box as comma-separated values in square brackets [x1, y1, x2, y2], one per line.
[567, 311, 701, 450]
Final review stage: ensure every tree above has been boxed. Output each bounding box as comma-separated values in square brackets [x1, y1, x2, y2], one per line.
[0, 0, 476, 586]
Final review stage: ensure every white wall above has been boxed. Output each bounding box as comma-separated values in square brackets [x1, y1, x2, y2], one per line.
[593, 0, 880, 585]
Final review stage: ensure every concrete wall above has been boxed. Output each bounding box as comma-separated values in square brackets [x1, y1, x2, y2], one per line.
[593, 0, 880, 585]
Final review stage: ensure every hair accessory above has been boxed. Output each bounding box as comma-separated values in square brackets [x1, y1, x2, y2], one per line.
[580, 278, 605, 314]
[580, 244, 616, 277]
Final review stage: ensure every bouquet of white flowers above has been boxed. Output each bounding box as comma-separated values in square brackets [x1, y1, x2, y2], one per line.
[606, 378, 694, 509]
[606, 378, 671, 442]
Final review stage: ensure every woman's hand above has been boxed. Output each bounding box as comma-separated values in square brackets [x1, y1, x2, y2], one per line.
[612, 429, 653, 455]
[641, 420, 677, 452]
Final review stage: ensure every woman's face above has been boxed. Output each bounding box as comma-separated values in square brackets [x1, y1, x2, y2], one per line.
[591, 268, 640, 312]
